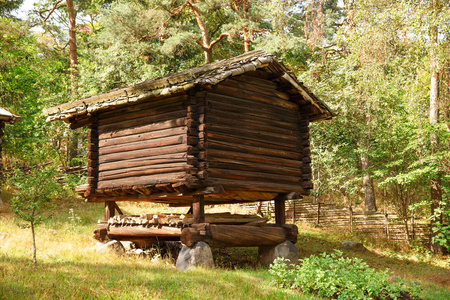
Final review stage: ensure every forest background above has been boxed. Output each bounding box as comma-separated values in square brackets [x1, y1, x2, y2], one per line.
[1, 0, 449, 253]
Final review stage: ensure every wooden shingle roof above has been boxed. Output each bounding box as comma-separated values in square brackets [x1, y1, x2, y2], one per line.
[44, 50, 333, 124]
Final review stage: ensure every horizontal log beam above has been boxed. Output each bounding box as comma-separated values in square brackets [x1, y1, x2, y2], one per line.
[180, 224, 298, 248]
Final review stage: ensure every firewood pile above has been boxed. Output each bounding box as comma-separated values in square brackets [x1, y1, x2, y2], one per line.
[107, 212, 268, 228]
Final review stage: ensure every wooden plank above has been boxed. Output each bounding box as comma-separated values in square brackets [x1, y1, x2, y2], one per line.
[99, 163, 189, 180]
[99, 126, 187, 147]
[181, 224, 287, 248]
[99, 94, 188, 119]
[211, 83, 297, 111]
[99, 153, 194, 172]
[207, 108, 300, 131]
[99, 135, 186, 156]
[206, 99, 298, 124]
[192, 195, 205, 224]
[202, 149, 303, 168]
[206, 114, 300, 138]
[235, 74, 278, 89]
[207, 168, 301, 185]
[98, 101, 187, 126]
[206, 139, 302, 160]
[98, 110, 186, 134]
[204, 123, 301, 145]
[207, 94, 299, 121]
[201, 160, 302, 177]
[107, 225, 182, 240]
[205, 178, 306, 193]
[99, 118, 188, 140]
[99, 144, 194, 163]
[97, 172, 187, 189]
[220, 78, 290, 101]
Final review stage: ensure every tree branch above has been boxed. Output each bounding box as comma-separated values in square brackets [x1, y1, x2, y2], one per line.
[209, 33, 229, 49]
[39, 0, 65, 23]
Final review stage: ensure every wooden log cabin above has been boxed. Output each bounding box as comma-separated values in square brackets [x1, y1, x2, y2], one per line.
[43, 50, 332, 249]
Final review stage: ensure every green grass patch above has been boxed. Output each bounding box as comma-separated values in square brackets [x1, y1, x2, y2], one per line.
[0, 195, 449, 299]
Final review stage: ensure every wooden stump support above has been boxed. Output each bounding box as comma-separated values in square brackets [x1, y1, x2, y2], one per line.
[192, 194, 205, 224]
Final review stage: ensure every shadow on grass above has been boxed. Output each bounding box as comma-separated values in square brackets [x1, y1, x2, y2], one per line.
[0, 254, 307, 300]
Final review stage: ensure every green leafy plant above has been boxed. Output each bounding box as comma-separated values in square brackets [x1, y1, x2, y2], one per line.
[269, 250, 421, 299]
[8, 166, 62, 267]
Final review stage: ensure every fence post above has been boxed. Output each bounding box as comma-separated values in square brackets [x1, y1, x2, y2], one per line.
[317, 202, 321, 225]
[349, 205, 353, 233]
[385, 212, 390, 241]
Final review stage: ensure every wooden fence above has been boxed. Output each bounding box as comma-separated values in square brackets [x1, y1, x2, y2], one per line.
[245, 200, 430, 244]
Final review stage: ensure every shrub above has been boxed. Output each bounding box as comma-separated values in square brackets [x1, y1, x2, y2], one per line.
[269, 250, 421, 299]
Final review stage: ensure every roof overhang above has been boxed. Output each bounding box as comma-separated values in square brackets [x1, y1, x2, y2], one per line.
[44, 50, 333, 124]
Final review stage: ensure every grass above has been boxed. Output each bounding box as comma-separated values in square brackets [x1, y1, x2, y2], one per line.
[1, 192, 449, 299]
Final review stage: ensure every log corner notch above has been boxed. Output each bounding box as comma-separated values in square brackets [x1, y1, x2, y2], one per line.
[180, 223, 298, 248]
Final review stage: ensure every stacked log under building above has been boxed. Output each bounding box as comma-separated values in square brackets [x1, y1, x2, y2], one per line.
[44, 50, 332, 255]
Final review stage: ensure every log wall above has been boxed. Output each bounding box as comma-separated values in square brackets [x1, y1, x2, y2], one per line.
[202, 72, 312, 195]
[94, 93, 197, 196]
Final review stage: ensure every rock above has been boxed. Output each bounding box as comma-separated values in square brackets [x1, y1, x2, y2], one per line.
[410, 281, 421, 286]
[341, 241, 367, 252]
[258, 241, 299, 267]
[95, 240, 125, 256]
[121, 241, 135, 251]
[176, 242, 214, 271]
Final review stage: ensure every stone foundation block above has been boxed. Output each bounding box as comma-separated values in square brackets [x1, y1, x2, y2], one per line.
[258, 241, 299, 267]
[176, 242, 214, 271]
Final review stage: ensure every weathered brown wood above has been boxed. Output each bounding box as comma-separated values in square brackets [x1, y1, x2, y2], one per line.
[206, 108, 300, 131]
[200, 160, 302, 177]
[98, 110, 186, 134]
[208, 168, 301, 185]
[181, 224, 286, 247]
[99, 144, 196, 163]
[99, 135, 187, 156]
[210, 84, 297, 112]
[99, 163, 190, 181]
[199, 132, 297, 153]
[207, 97, 299, 123]
[220, 78, 290, 101]
[99, 94, 189, 120]
[205, 178, 306, 193]
[99, 118, 190, 140]
[192, 194, 205, 224]
[206, 139, 302, 160]
[202, 149, 303, 168]
[206, 115, 300, 138]
[105, 201, 116, 219]
[107, 225, 182, 241]
[274, 196, 286, 225]
[99, 126, 188, 148]
[99, 102, 187, 126]
[97, 172, 188, 189]
[235, 74, 278, 89]
[99, 154, 196, 172]
[93, 224, 108, 242]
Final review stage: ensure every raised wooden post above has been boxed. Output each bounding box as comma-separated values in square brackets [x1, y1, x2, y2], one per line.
[275, 198, 286, 226]
[105, 201, 116, 220]
[192, 194, 205, 224]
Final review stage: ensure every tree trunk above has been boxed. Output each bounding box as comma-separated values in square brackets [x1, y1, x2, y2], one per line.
[361, 152, 377, 211]
[188, 0, 212, 63]
[429, 23, 444, 254]
[31, 220, 37, 268]
[66, 0, 77, 94]
[243, 26, 251, 52]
